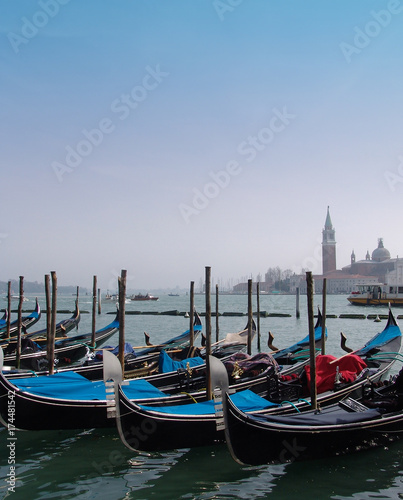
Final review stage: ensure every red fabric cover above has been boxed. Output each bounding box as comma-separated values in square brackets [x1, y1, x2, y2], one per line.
[304, 354, 367, 394]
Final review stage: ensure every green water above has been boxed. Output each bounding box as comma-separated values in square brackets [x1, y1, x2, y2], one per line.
[1, 293, 403, 499]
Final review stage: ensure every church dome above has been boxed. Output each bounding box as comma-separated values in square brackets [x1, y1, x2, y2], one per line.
[371, 238, 390, 262]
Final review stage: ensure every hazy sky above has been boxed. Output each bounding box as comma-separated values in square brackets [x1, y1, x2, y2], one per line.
[1, 0, 403, 291]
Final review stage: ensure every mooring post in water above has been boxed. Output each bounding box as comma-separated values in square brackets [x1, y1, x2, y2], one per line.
[306, 271, 317, 410]
[205, 266, 212, 400]
[48, 271, 57, 375]
[45, 273, 51, 338]
[91, 276, 97, 348]
[6, 281, 11, 340]
[215, 284, 219, 343]
[247, 279, 253, 355]
[118, 270, 127, 375]
[296, 287, 300, 318]
[321, 278, 327, 355]
[98, 288, 101, 314]
[256, 281, 261, 352]
[76, 286, 79, 302]
[15, 276, 24, 369]
[189, 281, 194, 347]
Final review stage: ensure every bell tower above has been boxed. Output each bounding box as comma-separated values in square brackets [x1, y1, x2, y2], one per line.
[322, 206, 336, 274]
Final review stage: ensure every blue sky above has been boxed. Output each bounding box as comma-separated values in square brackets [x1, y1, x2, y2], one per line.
[1, 0, 403, 291]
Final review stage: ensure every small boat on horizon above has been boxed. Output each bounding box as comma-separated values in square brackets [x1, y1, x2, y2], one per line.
[2, 295, 28, 301]
[130, 293, 159, 301]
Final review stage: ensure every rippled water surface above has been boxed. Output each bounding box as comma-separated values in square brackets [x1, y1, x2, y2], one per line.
[1, 293, 403, 499]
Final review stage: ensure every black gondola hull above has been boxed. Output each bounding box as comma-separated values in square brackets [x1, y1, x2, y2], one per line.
[224, 392, 403, 465]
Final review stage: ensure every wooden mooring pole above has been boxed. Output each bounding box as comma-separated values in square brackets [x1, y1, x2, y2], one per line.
[296, 286, 300, 318]
[257, 281, 261, 352]
[15, 276, 24, 369]
[6, 281, 11, 340]
[306, 271, 317, 409]
[118, 270, 127, 375]
[45, 273, 51, 340]
[91, 276, 97, 348]
[48, 272, 57, 375]
[98, 288, 101, 314]
[215, 284, 219, 343]
[189, 281, 194, 348]
[247, 279, 253, 355]
[205, 266, 212, 400]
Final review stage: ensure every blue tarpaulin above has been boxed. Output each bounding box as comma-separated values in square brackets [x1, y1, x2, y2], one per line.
[158, 350, 204, 373]
[12, 371, 169, 401]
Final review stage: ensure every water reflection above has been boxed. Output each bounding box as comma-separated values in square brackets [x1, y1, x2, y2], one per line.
[1, 424, 403, 499]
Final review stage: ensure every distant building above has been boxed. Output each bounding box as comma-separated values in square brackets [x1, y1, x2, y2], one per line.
[341, 238, 397, 282]
[322, 206, 336, 275]
[291, 272, 379, 294]
[290, 208, 402, 294]
[235, 207, 402, 295]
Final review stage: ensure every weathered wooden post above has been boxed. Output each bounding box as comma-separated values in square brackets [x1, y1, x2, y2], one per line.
[189, 281, 194, 347]
[45, 274, 51, 339]
[247, 279, 253, 355]
[98, 288, 101, 314]
[296, 286, 300, 318]
[15, 276, 24, 369]
[215, 284, 219, 343]
[256, 281, 261, 352]
[306, 271, 317, 409]
[118, 270, 127, 375]
[47, 272, 57, 375]
[322, 278, 327, 355]
[6, 281, 11, 339]
[91, 276, 97, 348]
[205, 266, 212, 400]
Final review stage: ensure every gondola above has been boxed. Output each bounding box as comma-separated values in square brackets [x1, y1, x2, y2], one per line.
[3, 311, 203, 380]
[0, 316, 311, 431]
[221, 363, 403, 465]
[0, 298, 41, 338]
[0, 300, 80, 348]
[112, 309, 401, 453]
[0, 309, 8, 328]
[2, 309, 118, 371]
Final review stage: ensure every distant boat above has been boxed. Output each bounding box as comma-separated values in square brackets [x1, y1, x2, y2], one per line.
[3, 295, 28, 301]
[130, 293, 159, 301]
[168, 293, 179, 297]
[348, 283, 403, 306]
[103, 292, 118, 302]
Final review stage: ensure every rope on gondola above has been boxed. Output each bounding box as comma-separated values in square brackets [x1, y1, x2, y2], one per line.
[367, 352, 403, 363]
[292, 348, 321, 361]
[280, 400, 301, 412]
[179, 392, 198, 403]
